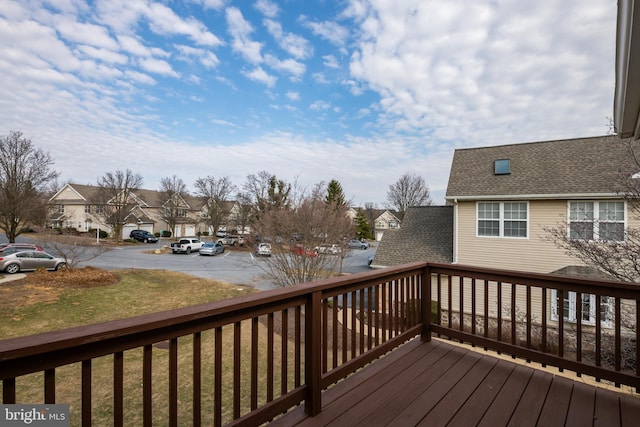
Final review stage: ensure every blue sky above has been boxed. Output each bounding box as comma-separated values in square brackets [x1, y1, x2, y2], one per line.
[0, 0, 617, 205]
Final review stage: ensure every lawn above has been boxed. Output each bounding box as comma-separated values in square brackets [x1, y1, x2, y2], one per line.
[0, 268, 299, 426]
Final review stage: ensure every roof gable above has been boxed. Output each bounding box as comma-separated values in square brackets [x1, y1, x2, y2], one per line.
[446, 135, 640, 199]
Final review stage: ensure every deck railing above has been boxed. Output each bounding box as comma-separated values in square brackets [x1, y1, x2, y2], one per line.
[1, 262, 639, 426]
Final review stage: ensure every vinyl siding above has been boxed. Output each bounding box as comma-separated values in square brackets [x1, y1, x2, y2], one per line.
[456, 200, 588, 274]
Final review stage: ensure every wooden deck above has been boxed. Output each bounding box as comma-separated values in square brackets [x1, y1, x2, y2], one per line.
[270, 338, 640, 427]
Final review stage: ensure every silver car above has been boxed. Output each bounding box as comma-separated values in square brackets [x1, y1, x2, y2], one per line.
[199, 242, 225, 256]
[0, 250, 67, 274]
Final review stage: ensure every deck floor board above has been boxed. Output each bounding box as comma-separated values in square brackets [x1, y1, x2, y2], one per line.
[271, 338, 640, 427]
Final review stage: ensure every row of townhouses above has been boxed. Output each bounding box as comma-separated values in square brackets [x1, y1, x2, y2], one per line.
[47, 184, 402, 241]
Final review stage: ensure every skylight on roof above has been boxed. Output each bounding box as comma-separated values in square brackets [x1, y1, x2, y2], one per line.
[494, 159, 510, 175]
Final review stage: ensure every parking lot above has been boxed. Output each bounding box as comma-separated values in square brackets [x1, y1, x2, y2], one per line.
[77, 242, 376, 290]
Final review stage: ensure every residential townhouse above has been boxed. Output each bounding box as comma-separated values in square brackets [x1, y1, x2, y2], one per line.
[48, 183, 243, 239]
[375, 135, 640, 327]
[346, 207, 402, 241]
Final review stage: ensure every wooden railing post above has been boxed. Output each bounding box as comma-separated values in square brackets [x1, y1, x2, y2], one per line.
[305, 290, 322, 416]
[421, 264, 432, 342]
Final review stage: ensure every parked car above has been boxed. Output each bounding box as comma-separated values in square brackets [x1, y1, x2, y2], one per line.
[199, 242, 225, 256]
[0, 243, 43, 252]
[290, 244, 318, 257]
[255, 242, 272, 257]
[0, 250, 67, 274]
[314, 244, 341, 255]
[348, 239, 369, 249]
[129, 230, 158, 243]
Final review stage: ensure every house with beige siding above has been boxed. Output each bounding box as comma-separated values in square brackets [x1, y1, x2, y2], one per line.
[445, 134, 640, 326]
[374, 135, 640, 327]
[48, 184, 243, 239]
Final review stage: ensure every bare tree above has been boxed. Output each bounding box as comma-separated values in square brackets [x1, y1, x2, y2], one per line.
[158, 175, 189, 238]
[243, 171, 291, 217]
[545, 139, 640, 282]
[194, 176, 237, 235]
[235, 191, 253, 236]
[386, 172, 433, 214]
[93, 169, 143, 242]
[44, 233, 113, 268]
[0, 131, 59, 242]
[253, 184, 355, 287]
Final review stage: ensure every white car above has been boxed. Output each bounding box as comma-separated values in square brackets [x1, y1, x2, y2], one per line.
[255, 243, 272, 257]
[314, 244, 341, 255]
[348, 239, 369, 250]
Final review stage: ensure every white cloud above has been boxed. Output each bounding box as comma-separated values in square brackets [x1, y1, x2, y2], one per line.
[286, 91, 300, 101]
[138, 57, 179, 77]
[243, 66, 276, 87]
[226, 7, 263, 63]
[263, 19, 312, 60]
[300, 16, 349, 47]
[322, 54, 339, 68]
[264, 54, 305, 77]
[254, 0, 279, 18]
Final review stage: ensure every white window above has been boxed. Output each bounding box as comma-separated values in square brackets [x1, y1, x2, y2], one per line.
[551, 290, 613, 327]
[477, 202, 528, 238]
[57, 204, 65, 214]
[84, 205, 91, 213]
[569, 201, 625, 241]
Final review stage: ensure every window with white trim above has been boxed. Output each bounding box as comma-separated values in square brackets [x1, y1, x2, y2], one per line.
[477, 202, 528, 238]
[551, 290, 613, 327]
[569, 201, 625, 241]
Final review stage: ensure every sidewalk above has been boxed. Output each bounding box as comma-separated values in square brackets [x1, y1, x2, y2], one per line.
[0, 273, 26, 284]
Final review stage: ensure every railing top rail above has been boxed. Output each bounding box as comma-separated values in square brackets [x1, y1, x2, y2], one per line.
[427, 262, 640, 297]
[0, 261, 428, 364]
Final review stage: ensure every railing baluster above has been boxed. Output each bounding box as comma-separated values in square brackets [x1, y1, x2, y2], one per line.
[322, 299, 328, 373]
[497, 281, 502, 346]
[595, 294, 602, 381]
[266, 314, 273, 403]
[342, 293, 348, 363]
[375, 284, 381, 345]
[483, 279, 488, 348]
[576, 293, 583, 373]
[193, 332, 201, 427]
[251, 317, 258, 411]
[367, 287, 373, 350]
[281, 308, 288, 395]
[214, 327, 222, 427]
[143, 345, 152, 427]
[615, 297, 622, 386]
[3, 378, 16, 404]
[169, 338, 178, 426]
[295, 306, 302, 388]
[558, 289, 565, 368]
[381, 283, 388, 343]
[233, 321, 241, 419]
[351, 290, 356, 357]
[447, 275, 452, 330]
[332, 298, 338, 369]
[113, 352, 122, 427]
[542, 287, 547, 358]
[471, 278, 476, 339]
[510, 283, 516, 349]
[82, 359, 92, 427]
[636, 299, 640, 393]
[360, 288, 365, 354]
[459, 275, 464, 336]
[44, 368, 55, 403]
[305, 291, 322, 416]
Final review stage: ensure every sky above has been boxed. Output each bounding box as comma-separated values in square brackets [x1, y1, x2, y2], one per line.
[0, 0, 618, 206]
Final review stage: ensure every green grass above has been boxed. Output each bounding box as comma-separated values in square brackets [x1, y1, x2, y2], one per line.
[0, 269, 301, 425]
[0, 269, 253, 339]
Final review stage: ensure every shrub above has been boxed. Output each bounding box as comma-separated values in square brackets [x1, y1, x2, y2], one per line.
[89, 228, 109, 239]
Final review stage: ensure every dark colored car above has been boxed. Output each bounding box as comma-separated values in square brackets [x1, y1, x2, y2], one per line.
[0, 250, 67, 274]
[129, 230, 158, 243]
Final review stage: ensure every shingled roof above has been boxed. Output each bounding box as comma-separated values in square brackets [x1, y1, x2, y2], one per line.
[446, 135, 640, 199]
[371, 206, 453, 268]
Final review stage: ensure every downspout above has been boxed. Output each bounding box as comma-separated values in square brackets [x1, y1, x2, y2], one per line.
[453, 199, 458, 264]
